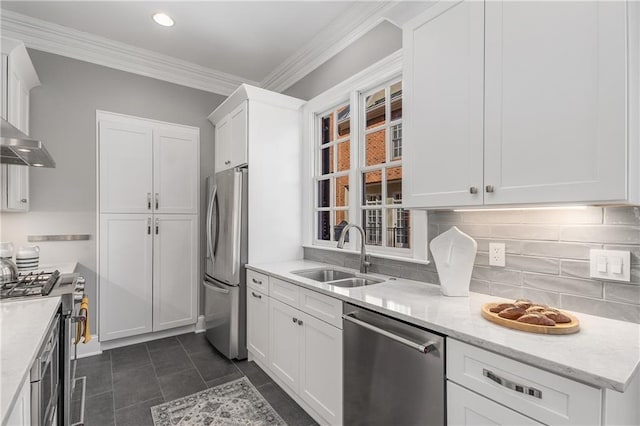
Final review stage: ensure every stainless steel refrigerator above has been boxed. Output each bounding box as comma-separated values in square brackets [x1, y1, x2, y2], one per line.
[203, 167, 248, 360]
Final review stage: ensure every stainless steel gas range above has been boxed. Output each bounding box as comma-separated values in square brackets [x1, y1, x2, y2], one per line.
[1, 270, 86, 426]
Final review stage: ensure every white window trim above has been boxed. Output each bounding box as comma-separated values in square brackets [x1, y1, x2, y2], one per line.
[301, 50, 428, 262]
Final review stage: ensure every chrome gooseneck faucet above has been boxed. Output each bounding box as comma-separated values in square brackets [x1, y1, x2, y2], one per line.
[337, 223, 371, 274]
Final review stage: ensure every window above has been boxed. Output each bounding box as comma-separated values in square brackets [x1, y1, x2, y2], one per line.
[314, 103, 351, 242]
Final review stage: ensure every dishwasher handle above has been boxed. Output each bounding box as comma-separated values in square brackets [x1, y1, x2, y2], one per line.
[343, 312, 438, 354]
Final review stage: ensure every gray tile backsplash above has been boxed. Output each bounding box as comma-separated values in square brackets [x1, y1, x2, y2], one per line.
[304, 206, 640, 323]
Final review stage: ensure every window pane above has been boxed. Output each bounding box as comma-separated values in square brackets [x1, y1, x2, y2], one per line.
[386, 167, 402, 204]
[317, 179, 330, 208]
[386, 208, 410, 249]
[362, 170, 382, 205]
[365, 129, 386, 166]
[321, 113, 333, 144]
[337, 105, 350, 137]
[334, 210, 349, 241]
[337, 141, 350, 172]
[391, 81, 402, 121]
[391, 123, 402, 160]
[335, 175, 349, 208]
[317, 211, 330, 241]
[362, 209, 382, 246]
[365, 89, 386, 128]
[320, 145, 334, 175]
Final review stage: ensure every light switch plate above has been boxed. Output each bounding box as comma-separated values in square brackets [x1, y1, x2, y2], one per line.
[489, 243, 506, 267]
[590, 249, 630, 282]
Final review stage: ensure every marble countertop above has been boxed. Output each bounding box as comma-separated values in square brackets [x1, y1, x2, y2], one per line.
[0, 297, 61, 422]
[247, 259, 640, 393]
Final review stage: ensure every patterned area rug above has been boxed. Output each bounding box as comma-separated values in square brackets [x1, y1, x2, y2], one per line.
[150, 377, 287, 426]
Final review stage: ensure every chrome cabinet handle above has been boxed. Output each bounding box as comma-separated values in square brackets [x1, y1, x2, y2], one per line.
[298, 320, 303, 326]
[483, 369, 542, 399]
[252, 278, 262, 285]
[292, 317, 297, 323]
[225, 160, 231, 165]
[155, 218, 159, 235]
[147, 218, 151, 235]
[20, 198, 27, 203]
[343, 313, 438, 354]
[485, 185, 495, 193]
[147, 192, 151, 210]
[155, 193, 159, 209]
[469, 187, 478, 194]
[251, 291, 262, 299]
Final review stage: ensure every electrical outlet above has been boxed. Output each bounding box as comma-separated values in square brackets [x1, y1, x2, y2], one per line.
[489, 243, 506, 267]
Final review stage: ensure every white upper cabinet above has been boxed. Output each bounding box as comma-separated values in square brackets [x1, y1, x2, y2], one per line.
[403, 1, 638, 208]
[214, 100, 248, 172]
[484, 1, 627, 205]
[98, 112, 199, 214]
[153, 129, 199, 214]
[403, 0, 485, 208]
[99, 120, 153, 213]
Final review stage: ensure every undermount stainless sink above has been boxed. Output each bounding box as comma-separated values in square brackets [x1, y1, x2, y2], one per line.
[292, 268, 356, 282]
[291, 268, 384, 287]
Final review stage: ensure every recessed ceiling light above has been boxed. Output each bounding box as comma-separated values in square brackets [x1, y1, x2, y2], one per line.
[17, 148, 31, 152]
[32, 163, 44, 167]
[152, 12, 174, 27]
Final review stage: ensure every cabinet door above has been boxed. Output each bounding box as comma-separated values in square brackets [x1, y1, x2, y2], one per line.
[269, 297, 301, 392]
[402, 1, 484, 208]
[5, 377, 31, 426]
[99, 214, 153, 341]
[484, 1, 627, 205]
[299, 312, 342, 425]
[229, 101, 248, 168]
[99, 120, 153, 213]
[214, 116, 231, 172]
[447, 381, 543, 426]
[4, 164, 29, 211]
[153, 214, 198, 331]
[153, 129, 199, 214]
[247, 288, 269, 365]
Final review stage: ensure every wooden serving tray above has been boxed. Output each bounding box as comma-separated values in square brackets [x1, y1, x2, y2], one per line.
[481, 303, 580, 335]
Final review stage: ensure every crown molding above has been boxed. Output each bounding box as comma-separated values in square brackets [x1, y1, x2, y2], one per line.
[0, 10, 257, 96]
[260, 1, 401, 93]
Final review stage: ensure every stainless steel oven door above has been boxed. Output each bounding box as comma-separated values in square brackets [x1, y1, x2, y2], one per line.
[31, 313, 61, 426]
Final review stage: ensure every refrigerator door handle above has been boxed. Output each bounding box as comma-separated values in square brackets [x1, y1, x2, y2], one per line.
[206, 184, 218, 260]
[231, 171, 242, 278]
[203, 279, 230, 295]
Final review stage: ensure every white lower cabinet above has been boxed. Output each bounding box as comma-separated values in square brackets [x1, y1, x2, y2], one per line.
[247, 270, 343, 425]
[448, 381, 542, 425]
[5, 377, 31, 426]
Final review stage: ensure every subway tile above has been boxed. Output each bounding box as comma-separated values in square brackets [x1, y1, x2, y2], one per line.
[427, 211, 462, 225]
[474, 252, 489, 266]
[604, 283, 640, 305]
[560, 260, 591, 279]
[475, 239, 523, 254]
[522, 241, 600, 260]
[519, 207, 603, 224]
[491, 225, 560, 241]
[604, 206, 640, 225]
[489, 283, 523, 299]
[520, 288, 561, 307]
[604, 245, 640, 265]
[560, 295, 640, 323]
[472, 266, 522, 286]
[470, 279, 491, 295]
[505, 255, 559, 275]
[560, 226, 640, 244]
[440, 224, 492, 238]
[462, 210, 523, 224]
[523, 273, 602, 298]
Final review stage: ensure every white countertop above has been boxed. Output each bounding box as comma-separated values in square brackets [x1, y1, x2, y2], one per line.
[0, 297, 61, 422]
[247, 259, 640, 393]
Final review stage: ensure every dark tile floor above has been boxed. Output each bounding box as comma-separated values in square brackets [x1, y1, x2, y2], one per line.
[76, 333, 318, 426]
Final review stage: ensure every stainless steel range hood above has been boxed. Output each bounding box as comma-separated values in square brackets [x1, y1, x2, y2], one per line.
[0, 118, 55, 168]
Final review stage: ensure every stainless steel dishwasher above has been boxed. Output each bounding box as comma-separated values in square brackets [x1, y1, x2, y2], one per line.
[343, 303, 445, 425]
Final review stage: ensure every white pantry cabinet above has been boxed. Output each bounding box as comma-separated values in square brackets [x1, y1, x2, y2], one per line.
[1, 38, 40, 213]
[98, 113, 199, 215]
[403, 0, 639, 208]
[246, 269, 343, 425]
[214, 100, 247, 172]
[98, 111, 199, 341]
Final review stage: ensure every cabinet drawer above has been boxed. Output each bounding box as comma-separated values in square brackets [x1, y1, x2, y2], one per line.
[299, 287, 342, 329]
[270, 277, 299, 307]
[247, 270, 269, 294]
[447, 338, 601, 425]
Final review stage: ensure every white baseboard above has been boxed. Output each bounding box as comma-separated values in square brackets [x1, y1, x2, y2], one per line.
[99, 324, 196, 351]
[74, 334, 103, 359]
[195, 315, 206, 333]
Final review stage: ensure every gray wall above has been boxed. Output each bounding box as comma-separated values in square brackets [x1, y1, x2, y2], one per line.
[283, 20, 402, 101]
[1, 49, 225, 329]
[306, 207, 640, 323]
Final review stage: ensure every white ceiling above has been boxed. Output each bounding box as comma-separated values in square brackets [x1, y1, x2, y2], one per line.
[0, 1, 363, 82]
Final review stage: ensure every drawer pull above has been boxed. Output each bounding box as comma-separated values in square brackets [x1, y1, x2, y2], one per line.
[252, 278, 262, 285]
[251, 291, 262, 299]
[483, 369, 542, 399]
